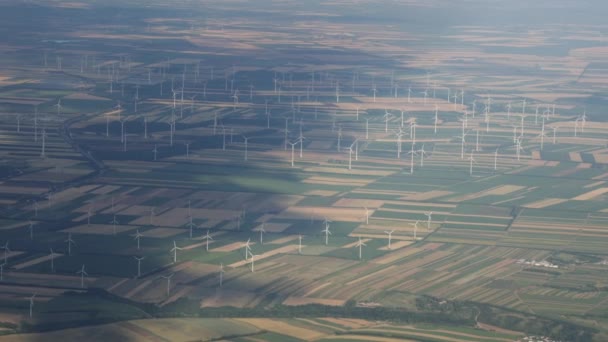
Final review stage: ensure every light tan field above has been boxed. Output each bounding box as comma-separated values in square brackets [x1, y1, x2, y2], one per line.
[523, 198, 569, 209]
[282, 296, 345, 306]
[277, 206, 365, 222]
[573, 187, 608, 201]
[235, 318, 326, 340]
[228, 245, 298, 268]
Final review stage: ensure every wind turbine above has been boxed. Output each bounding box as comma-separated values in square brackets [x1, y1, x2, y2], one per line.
[417, 144, 429, 167]
[49, 248, 56, 272]
[288, 141, 298, 167]
[322, 222, 331, 245]
[110, 215, 119, 235]
[28, 293, 36, 318]
[385, 230, 395, 249]
[202, 230, 213, 251]
[134, 256, 144, 277]
[298, 235, 303, 254]
[243, 238, 252, 260]
[424, 212, 433, 230]
[250, 254, 260, 272]
[170, 241, 182, 263]
[494, 149, 499, 171]
[256, 223, 266, 245]
[469, 152, 477, 176]
[355, 237, 366, 260]
[407, 143, 418, 174]
[434, 105, 439, 134]
[28, 220, 35, 240]
[242, 136, 250, 161]
[364, 207, 370, 225]
[133, 229, 143, 250]
[76, 264, 88, 288]
[65, 233, 75, 256]
[411, 220, 420, 241]
[219, 263, 225, 287]
[161, 273, 174, 296]
[383, 110, 392, 133]
[152, 145, 158, 161]
[1, 241, 8, 265]
[187, 215, 196, 239]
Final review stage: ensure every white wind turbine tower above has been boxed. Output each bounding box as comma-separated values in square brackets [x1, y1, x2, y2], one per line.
[372, 85, 378, 102]
[506, 101, 512, 119]
[161, 273, 174, 296]
[364, 207, 370, 224]
[552, 127, 558, 144]
[468, 152, 477, 176]
[455, 130, 469, 160]
[385, 230, 395, 249]
[515, 137, 525, 161]
[54, 99, 62, 115]
[297, 132, 306, 158]
[365, 118, 370, 140]
[407, 143, 417, 174]
[110, 215, 119, 235]
[383, 110, 392, 133]
[407, 86, 412, 103]
[394, 128, 406, 159]
[424, 212, 433, 230]
[187, 215, 196, 239]
[355, 237, 366, 260]
[65, 233, 75, 256]
[49, 248, 56, 272]
[1, 241, 9, 264]
[411, 220, 420, 241]
[152, 145, 158, 161]
[243, 238, 252, 260]
[322, 222, 332, 245]
[170, 241, 182, 263]
[409, 122, 417, 145]
[76, 264, 88, 288]
[417, 144, 429, 167]
[242, 136, 250, 161]
[422, 88, 429, 106]
[28, 220, 35, 240]
[298, 235, 303, 254]
[494, 149, 499, 171]
[149, 207, 155, 225]
[434, 105, 439, 134]
[288, 141, 298, 167]
[28, 293, 36, 318]
[219, 263, 225, 287]
[134, 229, 143, 250]
[40, 128, 47, 157]
[134, 256, 144, 277]
[256, 223, 266, 245]
[202, 230, 213, 251]
[250, 254, 260, 272]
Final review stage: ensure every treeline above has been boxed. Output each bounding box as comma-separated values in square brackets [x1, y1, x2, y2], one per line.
[16, 290, 598, 342]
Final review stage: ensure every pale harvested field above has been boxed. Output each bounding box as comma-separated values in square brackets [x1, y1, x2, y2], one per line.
[282, 296, 345, 306]
[403, 190, 453, 201]
[235, 318, 326, 340]
[303, 190, 339, 196]
[523, 198, 569, 209]
[446, 185, 526, 202]
[268, 235, 299, 245]
[12, 254, 62, 270]
[302, 176, 370, 187]
[229, 244, 298, 268]
[63, 92, 111, 101]
[211, 241, 251, 253]
[332, 198, 384, 208]
[319, 317, 376, 329]
[322, 335, 415, 342]
[341, 238, 371, 249]
[573, 187, 608, 201]
[251, 222, 291, 233]
[303, 166, 394, 177]
[139, 227, 186, 238]
[377, 240, 413, 251]
[277, 206, 365, 222]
